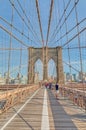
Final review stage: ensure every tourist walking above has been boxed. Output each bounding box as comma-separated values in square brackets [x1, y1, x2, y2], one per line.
[55, 83, 59, 99]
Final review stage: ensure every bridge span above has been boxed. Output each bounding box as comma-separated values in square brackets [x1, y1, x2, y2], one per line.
[0, 0, 86, 129]
[0, 84, 86, 130]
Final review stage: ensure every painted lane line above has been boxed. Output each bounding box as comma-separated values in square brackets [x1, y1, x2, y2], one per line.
[41, 88, 50, 130]
[1, 88, 40, 130]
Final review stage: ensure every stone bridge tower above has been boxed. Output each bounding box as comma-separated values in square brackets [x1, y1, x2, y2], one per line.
[28, 46, 64, 84]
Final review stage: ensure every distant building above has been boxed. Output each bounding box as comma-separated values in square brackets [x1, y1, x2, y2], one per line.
[20, 76, 27, 84]
[4, 72, 8, 78]
[72, 74, 77, 81]
[64, 72, 66, 82]
[10, 78, 15, 84]
[34, 72, 39, 83]
[0, 73, 2, 78]
[64, 72, 78, 82]
[78, 72, 86, 81]
[78, 72, 83, 81]
[0, 73, 5, 84]
[82, 72, 86, 81]
[66, 73, 71, 82]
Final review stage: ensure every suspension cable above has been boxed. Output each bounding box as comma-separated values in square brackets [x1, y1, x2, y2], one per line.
[9, 0, 41, 43]
[49, 18, 86, 46]
[48, 0, 79, 45]
[46, 0, 54, 46]
[62, 28, 86, 47]
[0, 24, 29, 48]
[18, 4, 25, 84]
[7, 2, 14, 84]
[63, 0, 72, 82]
[10, 54, 38, 75]
[0, 48, 27, 50]
[49, 27, 86, 47]
[17, 0, 41, 43]
[74, 0, 85, 93]
[63, 60, 80, 73]
[63, 45, 86, 50]
[0, 16, 41, 46]
[35, 0, 44, 44]
[48, 0, 72, 44]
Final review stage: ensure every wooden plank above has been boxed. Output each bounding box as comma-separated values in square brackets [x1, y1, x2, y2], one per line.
[0, 88, 43, 130]
[48, 89, 86, 130]
[0, 87, 86, 130]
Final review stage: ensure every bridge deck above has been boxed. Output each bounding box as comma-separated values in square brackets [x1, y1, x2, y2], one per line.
[0, 87, 86, 130]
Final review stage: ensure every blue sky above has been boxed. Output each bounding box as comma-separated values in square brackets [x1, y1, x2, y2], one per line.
[0, 0, 86, 79]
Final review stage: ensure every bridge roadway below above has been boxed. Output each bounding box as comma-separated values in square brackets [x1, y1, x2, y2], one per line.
[0, 86, 86, 130]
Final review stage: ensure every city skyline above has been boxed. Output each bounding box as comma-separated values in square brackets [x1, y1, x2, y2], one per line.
[0, 0, 86, 81]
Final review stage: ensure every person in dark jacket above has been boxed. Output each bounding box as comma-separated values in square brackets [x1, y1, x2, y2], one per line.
[55, 83, 59, 99]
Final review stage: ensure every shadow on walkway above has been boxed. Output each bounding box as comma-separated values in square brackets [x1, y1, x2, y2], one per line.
[47, 89, 78, 130]
[13, 108, 35, 130]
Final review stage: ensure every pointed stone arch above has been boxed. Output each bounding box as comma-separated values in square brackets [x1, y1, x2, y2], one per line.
[34, 59, 43, 81]
[28, 47, 64, 84]
[48, 58, 57, 78]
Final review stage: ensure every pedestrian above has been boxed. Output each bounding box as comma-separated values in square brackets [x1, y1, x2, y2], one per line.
[45, 82, 48, 88]
[55, 83, 59, 99]
[49, 83, 52, 89]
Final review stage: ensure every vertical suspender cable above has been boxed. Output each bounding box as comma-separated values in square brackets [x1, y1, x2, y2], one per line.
[56, 0, 62, 47]
[46, 0, 54, 81]
[46, 0, 54, 46]
[74, 0, 85, 92]
[74, 0, 85, 104]
[62, 0, 72, 83]
[7, 0, 14, 85]
[35, 0, 44, 44]
[56, 0, 63, 86]
[35, 0, 44, 81]
[49, 0, 72, 44]
[17, 0, 41, 43]
[18, 2, 25, 84]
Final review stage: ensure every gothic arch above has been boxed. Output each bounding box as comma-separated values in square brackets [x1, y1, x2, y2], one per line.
[34, 59, 43, 81]
[33, 57, 43, 66]
[28, 47, 64, 84]
[48, 58, 57, 78]
[48, 56, 57, 66]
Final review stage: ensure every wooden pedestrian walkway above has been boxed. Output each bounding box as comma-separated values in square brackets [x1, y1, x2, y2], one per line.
[0, 87, 86, 130]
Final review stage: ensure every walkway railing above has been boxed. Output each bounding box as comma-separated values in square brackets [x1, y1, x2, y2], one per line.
[0, 84, 39, 114]
[59, 83, 86, 111]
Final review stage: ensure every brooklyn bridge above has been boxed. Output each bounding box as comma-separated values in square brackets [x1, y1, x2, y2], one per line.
[0, 0, 86, 129]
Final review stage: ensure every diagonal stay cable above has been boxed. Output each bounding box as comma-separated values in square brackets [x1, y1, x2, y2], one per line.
[49, 18, 86, 46]
[0, 25, 29, 48]
[63, 60, 80, 73]
[0, 48, 27, 50]
[35, 0, 44, 44]
[17, 0, 41, 44]
[46, 0, 54, 46]
[62, 27, 86, 47]
[35, 0, 45, 73]
[0, 16, 40, 46]
[50, 27, 86, 47]
[63, 46, 86, 50]
[48, 0, 72, 44]
[9, 0, 41, 44]
[49, 0, 79, 44]
[9, 55, 38, 75]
